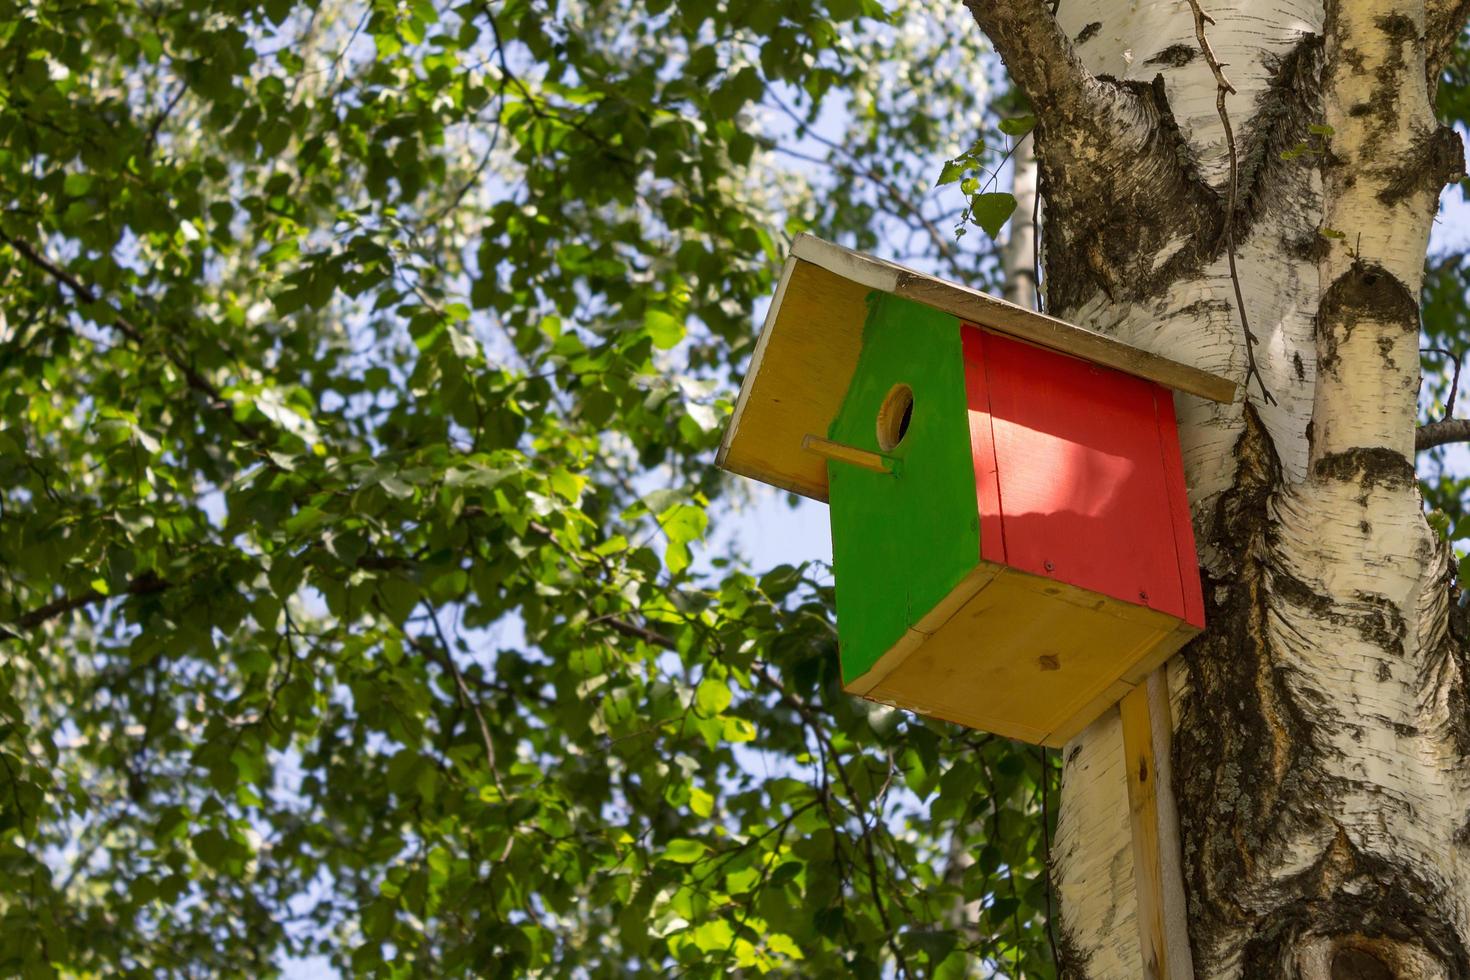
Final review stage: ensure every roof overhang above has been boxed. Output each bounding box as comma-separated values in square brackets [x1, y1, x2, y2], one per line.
[717, 234, 1239, 503]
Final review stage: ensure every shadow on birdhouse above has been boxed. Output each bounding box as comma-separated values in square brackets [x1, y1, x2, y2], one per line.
[719, 236, 1238, 747]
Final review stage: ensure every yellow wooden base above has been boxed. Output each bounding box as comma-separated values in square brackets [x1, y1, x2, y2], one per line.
[842, 562, 1199, 747]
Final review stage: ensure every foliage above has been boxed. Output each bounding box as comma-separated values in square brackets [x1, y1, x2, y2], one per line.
[0, 0, 1065, 976]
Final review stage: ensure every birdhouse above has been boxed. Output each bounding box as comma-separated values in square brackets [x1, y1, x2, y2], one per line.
[719, 236, 1237, 747]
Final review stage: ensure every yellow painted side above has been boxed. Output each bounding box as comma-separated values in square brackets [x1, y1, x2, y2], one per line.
[843, 563, 1000, 696]
[717, 260, 871, 501]
[844, 562, 1200, 746]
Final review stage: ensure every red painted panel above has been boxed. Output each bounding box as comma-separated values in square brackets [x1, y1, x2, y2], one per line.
[975, 329, 1189, 621]
[1154, 391, 1207, 627]
[960, 325, 1006, 565]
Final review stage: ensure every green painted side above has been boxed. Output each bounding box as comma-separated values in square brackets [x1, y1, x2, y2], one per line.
[827, 294, 980, 684]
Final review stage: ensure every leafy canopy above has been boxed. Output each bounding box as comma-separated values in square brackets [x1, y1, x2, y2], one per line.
[0, 0, 1061, 976]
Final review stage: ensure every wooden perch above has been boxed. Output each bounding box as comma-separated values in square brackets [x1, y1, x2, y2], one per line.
[802, 434, 896, 475]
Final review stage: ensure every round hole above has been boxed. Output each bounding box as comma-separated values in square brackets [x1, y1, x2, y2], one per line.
[876, 383, 913, 451]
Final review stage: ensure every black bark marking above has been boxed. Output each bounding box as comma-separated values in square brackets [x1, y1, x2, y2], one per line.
[1040, 73, 1221, 312]
[1075, 21, 1102, 44]
[1374, 12, 1421, 46]
[1286, 231, 1332, 262]
[1177, 408, 1328, 969]
[1321, 263, 1418, 323]
[1377, 333, 1398, 369]
[1294, 350, 1306, 380]
[1239, 836, 1470, 977]
[1317, 261, 1420, 373]
[1055, 927, 1094, 980]
[1146, 44, 1198, 67]
[1042, 34, 1327, 316]
[1312, 447, 1416, 496]
[1376, 126, 1466, 206]
[1239, 36, 1325, 218]
[1268, 569, 1408, 655]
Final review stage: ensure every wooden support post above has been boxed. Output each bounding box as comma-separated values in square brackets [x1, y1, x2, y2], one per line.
[1119, 668, 1195, 980]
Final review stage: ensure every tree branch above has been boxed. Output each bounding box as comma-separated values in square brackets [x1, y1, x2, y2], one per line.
[962, 0, 1099, 124]
[963, 0, 1224, 315]
[6, 573, 170, 633]
[1417, 418, 1470, 452]
[5, 551, 414, 635]
[1427, 0, 1470, 80]
[593, 614, 679, 651]
[1185, 0, 1274, 406]
[2, 234, 263, 442]
[422, 602, 505, 795]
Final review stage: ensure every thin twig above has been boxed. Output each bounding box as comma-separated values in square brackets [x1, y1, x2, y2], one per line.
[766, 90, 960, 271]
[749, 662, 913, 978]
[1422, 347, 1463, 418]
[422, 602, 505, 795]
[2, 234, 264, 439]
[143, 84, 187, 157]
[1184, 0, 1274, 406]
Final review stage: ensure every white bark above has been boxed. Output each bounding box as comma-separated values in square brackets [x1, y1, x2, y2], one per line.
[1003, 132, 1039, 312]
[966, 0, 1470, 974]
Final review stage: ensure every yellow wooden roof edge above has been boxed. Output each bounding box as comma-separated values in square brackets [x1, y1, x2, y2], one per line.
[716, 235, 1240, 503]
[788, 234, 1240, 404]
[713, 251, 822, 496]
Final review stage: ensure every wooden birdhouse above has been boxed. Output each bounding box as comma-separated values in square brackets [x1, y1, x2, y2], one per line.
[719, 236, 1237, 747]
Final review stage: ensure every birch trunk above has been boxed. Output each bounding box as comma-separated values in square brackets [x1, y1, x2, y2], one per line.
[964, 0, 1470, 975]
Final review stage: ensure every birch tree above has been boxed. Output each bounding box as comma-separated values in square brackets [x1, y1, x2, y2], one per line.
[964, 0, 1470, 975]
[8, 0, 1470, 975]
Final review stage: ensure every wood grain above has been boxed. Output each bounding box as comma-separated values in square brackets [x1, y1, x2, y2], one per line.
[794, 235, 1239, 404]
[1121, 683, 1169, 980]
[1120, 672, 1195, 979]
[849, 560, 1199, 747]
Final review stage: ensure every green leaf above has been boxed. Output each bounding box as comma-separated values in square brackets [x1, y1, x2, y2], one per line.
[936, 159, 966, 185]
[645, 308, 685, 349]
[662, 839, 708, 864]
[998, 115, 1035, 136]
[695, 678, 731, 716]
[970, 192, 1017, 239]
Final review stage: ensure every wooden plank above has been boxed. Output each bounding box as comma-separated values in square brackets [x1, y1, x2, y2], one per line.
[1120, 682, 1169, 980]
[792, 235, 1238, 405]
[719, 235, 1237, 504]
[716, 258, 872, 501]
[980, 330, 1191, 622]
[1120, 671, 1195, 980]
[960, 324, 1007, 565]
[1148, 668, 1197, 979]
[849, 560, 1186, 744]
[1153, 391, 1207, 629]
[718, 254, 800, 484]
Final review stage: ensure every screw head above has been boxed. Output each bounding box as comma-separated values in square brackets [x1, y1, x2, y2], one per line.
[1043, 560, 1055, 572]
